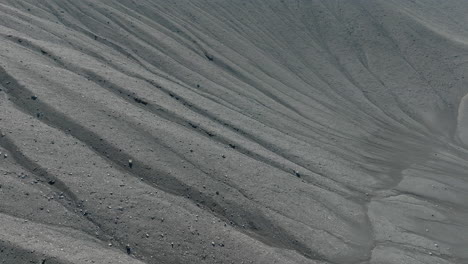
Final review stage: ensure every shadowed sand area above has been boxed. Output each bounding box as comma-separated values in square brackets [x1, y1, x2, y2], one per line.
[0, 0, 468, 263]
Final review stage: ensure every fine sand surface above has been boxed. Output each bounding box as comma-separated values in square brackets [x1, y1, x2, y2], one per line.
[1, 0, 468, 263]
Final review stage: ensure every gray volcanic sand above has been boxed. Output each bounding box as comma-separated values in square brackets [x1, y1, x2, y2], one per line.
[0, 0, 468, 263]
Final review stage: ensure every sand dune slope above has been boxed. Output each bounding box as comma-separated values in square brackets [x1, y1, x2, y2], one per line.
[1, 0, 468, 263]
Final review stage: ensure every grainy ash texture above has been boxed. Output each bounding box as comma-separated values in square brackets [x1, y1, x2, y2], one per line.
[0, 0, 467, 263]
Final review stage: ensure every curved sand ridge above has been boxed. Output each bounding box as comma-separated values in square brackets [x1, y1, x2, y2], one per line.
[457, 93, 468, 146]
[0, 0, 467, 263]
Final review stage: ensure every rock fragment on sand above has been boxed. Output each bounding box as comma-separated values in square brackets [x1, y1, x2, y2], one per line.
[126, 244, 131, 254]
[293, 170, 300, 177]
[205, 52, 214, 61]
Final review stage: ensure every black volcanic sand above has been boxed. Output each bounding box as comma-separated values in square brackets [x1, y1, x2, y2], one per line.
[1, 0, 468, 263]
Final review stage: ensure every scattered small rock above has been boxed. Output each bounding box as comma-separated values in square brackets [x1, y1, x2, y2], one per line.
[128, 159, 133, 168]
[205, 53, 214, 61]
[31, 95, 38, 100]
[134, 97, 148, 105]
[293, 170, 300, 177]
[211, 241, 215, 247]
[125, 244, 131, 254]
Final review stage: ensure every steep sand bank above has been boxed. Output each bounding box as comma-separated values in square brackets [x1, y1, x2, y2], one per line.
[1, 0, 468, 263]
